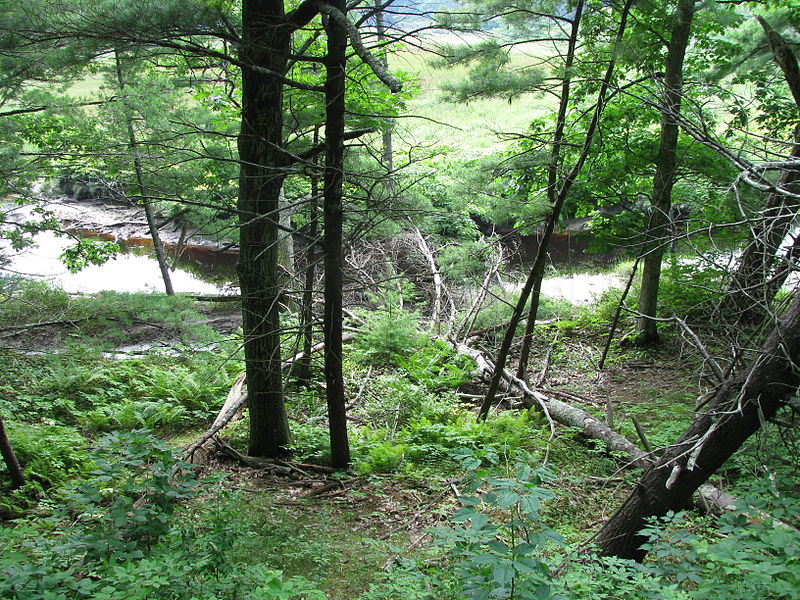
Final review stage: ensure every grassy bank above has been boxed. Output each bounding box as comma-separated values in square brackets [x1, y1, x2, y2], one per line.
[1, 277, 798, 599]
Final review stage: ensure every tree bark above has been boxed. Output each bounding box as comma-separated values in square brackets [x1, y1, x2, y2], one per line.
[238, 0, 295, 457]
[323, 0, 351, 469]
[722, 17, 800, 323]
[296, 128, 321, 388]
[596, 288, 800, 560]
[0, 414, 24, 490]
[635, 0, 695, 345]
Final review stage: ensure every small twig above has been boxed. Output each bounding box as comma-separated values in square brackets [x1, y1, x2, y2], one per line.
[346, 364, 373, 410]
[631, 415, 653, 453]
[301, 475, 367, 499]
[598, 257, 640, 371]
[535, 330, 558, 386]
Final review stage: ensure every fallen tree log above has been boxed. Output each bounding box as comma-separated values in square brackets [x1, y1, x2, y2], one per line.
[455, 343, 650, 468]
[184, 373, 248, 463]
[453, 342, 737, 514]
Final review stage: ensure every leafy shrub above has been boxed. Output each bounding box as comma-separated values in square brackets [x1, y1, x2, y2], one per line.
[352, 429, 408, 474]
[0, 422, 90, 516]
[554, 552, 683, 600]
[432, 449, 562, 600]
[403, 412, 537, 465]
[288, 421, 331, 464]
[638, 505, 800, 600]
[352, 374, 442, 431]
[351, 411, 541, 474]
[394, 338, 474, 390]
[0, 429, 326, 600]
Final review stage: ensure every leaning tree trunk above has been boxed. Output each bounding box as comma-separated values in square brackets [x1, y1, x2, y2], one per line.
[722, 18, 800, 323]
[114, 49, 174, 296]
[596, 288, 800, 560]
[322, 0, 351, 469]
[238, 0, 293, 457]
[0, 414, 24, 490]
[635, 0, 694, 345]
[515, 0, 584, 381]
[480, 0, 632, 418]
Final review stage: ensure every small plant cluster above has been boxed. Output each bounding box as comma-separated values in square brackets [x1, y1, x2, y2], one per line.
[432, 449, 563, 600]
[0, 430, 326, 600]
[1, 341, 235, 515]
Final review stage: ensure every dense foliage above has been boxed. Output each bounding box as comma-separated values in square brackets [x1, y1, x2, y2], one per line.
[2, 0, 800, 597]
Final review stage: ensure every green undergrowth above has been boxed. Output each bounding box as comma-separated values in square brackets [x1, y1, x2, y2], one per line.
[0, 346, 236, 516]
[0, 278, 214, 339]
[1, 431, 328, 600]
[3, 431, 797, 600]
[0, 279, 239, 515]
[229, 492, 392, 599]
[3, 278, 799, 599]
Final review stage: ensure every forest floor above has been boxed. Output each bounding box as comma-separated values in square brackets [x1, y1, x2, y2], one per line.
[0, 284, 790, 600]
[177, 322, 703, 599]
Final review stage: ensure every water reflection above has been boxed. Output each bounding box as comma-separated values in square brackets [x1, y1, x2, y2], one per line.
[1, 230, 238, 295]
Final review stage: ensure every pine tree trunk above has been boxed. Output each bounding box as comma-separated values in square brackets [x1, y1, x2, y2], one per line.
[323, 0, 350, 468]
[296, 130, 321, 388]
[238, 0, 292, 457]
[635, 0, 694, 345]
[596, 288, 800, 560]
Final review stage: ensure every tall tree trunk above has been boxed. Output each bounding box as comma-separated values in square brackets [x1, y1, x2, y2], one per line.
[114, 49, 174, 296]
[515, 0, 584, 381]
[0, 414, 24, 490]
[296, 128, 321, 388]
[596, 288, 800, 561]
[635, 0, 695, 345]
[238, 0, 292, 457]
[480, 0, 633, 419]
[323, 0, 351, 468]
[278, 185, 295, 283]
[722, 18, 800, 323]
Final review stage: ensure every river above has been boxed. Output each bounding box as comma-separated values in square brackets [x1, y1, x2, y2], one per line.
[1, 198, 622, 303]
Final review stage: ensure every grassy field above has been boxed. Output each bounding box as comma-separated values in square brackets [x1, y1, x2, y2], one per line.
[390, 39, 558, 157]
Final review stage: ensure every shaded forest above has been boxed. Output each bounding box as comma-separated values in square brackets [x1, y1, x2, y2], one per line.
[1, 1, 799, 598]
